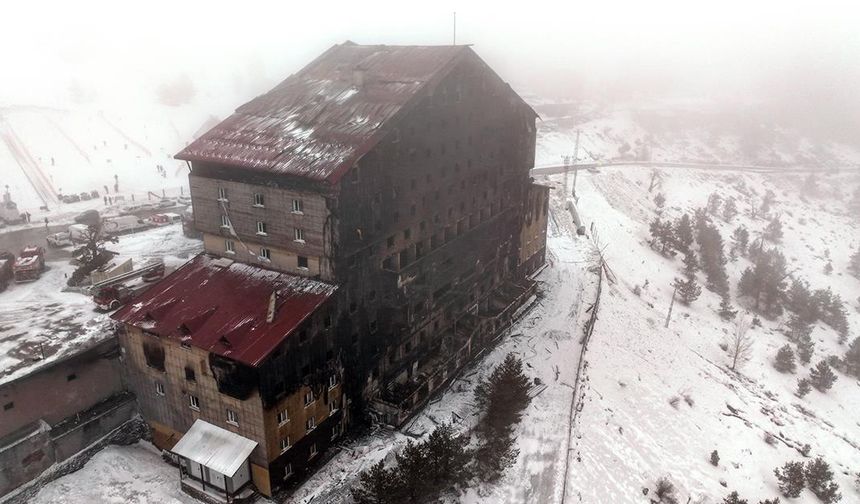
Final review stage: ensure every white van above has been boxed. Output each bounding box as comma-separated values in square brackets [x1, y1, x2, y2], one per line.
[102, 215, 151, 236]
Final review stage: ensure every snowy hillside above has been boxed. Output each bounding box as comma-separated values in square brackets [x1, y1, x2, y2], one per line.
[534, 101, 860, 169]
[562, 166, 860, 503]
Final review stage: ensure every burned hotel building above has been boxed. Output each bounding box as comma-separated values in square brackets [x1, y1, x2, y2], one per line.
[112, 41, 548, 499]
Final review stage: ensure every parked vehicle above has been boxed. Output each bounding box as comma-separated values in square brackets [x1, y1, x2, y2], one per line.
[90, 190, 100, 199]
[141, 261, 166, 282]
[157, 198, 176, 208]
[79, 192, 92, 201]
[177, 195, 192, 206]
[0, 258, 12, 291]
[93, 284, 141, 311]
[68, 223, 91, 243]
[62, 194, 81, 204]
[13, 246, 45, 282]
[0, 251, 14, 263]
[46, 231, 73, 248]
[147, 213, 182, 226]
[102, 215, 151, 236]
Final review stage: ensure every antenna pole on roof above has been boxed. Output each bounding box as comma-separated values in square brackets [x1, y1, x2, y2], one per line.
[453, 12, 457, 45]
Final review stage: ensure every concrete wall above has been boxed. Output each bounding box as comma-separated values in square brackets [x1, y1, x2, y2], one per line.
[0, 337, 124, 440]
[0, 393, 137, 499]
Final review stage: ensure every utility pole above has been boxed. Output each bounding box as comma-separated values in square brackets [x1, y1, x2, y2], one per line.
[453, 12, 457, 45]
[571, 130, 581, 198]
[665, 284, 678, 328]
[562, 155, 570, 198]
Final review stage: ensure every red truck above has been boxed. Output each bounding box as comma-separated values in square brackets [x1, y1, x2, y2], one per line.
[13, 246, 45, 283]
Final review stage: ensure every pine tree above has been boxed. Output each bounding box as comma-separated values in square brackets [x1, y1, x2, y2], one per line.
[719, 294, 738, 320]
[849, 248, 860, 278]
[732, 226, 750, 256]
[683, 252, 699, 279]
[394, 440, 428, 501]
[674, 276, 702, 305]
[805, 458, 842, 504]
[654, 192, 666, 211]
[774, 345, 796, 373]
[707, 192, 723, 215]
[351, 461, 399, 504]
[809, 360, 838, 392]
[797, 333, 814, 365]
[823, 261, 833, 275]
[423, 423, 472, 490]
[774, 461, 805, 498]
[723, 197, 738, 222]
[737, 248, 788, 317]
[796, 377, 812, 397]
[764, 215, 784, 242]
[844, 337, 860, 377]
[675, 214, 695, 253]
[723, 491, 748, 504]
[786, 314, 813, 344]
[649, 217, 676, 256]
[761, 189, 776, 216]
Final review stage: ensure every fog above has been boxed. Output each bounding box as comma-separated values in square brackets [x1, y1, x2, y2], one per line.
[3, 0, 859, 143]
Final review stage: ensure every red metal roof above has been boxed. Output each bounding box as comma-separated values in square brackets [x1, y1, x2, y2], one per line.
[175, 43, 471, 183]
[111, 254, 336, 367]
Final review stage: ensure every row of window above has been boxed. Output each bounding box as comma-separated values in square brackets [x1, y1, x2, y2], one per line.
[218, 187, 304, 214]
[223, 239, 310, 269]
[154, 382, 240, 424]
[219, 215, 306, 242]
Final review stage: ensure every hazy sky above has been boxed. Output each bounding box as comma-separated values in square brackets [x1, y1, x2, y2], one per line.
[2, 0, 858, 137]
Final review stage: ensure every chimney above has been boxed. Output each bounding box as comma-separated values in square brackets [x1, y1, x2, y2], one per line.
[266, 290, 278, 323]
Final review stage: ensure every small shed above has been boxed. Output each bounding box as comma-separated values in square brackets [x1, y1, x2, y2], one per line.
[172, 419, 257, 502]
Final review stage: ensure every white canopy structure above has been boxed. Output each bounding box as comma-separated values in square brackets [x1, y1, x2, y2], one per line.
[172, 419, 257, 476]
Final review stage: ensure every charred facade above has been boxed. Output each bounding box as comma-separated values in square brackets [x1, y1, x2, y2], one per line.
[114, 42, 547, 499]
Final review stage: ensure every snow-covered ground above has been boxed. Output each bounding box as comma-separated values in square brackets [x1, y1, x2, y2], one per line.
[0, 224, 201, 385]
[29, 442, 199, 504]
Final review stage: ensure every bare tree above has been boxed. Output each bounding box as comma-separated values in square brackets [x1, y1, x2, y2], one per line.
[728, 315, 754, 371]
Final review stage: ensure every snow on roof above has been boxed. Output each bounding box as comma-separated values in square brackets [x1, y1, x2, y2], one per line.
[111, 254, 336, 367]
[175, 43, 473, 183]
[171, 419, 257, 477]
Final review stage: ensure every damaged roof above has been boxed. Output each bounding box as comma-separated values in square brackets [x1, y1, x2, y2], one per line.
[111, 254, 336, 367]
[175, 42, 472, 183]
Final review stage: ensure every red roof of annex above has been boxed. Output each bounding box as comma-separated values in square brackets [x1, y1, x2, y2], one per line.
[111, 254, 336, 367]
[174, 42, 472, 183]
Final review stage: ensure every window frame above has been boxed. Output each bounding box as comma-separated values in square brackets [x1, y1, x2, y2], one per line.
[279, 436, 291, 454]
[297, 255, 309, 270]
[256, 221, 268, 236]
[304, 390, 314, 407]
[226, 408, 239, 426]
[253, 193, 265, 207]
[294, 227, 305, 243]
[291, 199, 303, 214]
[220, 214, 230, 228]
[259, 247, 271, 261]
[277, 409, 289, 426]
[217, 187, 228, 201]
[306, 416, 316, 432]
[155, 382, 165, 396]
[189, 394, 200, 411]
[225, 239, 235, 254]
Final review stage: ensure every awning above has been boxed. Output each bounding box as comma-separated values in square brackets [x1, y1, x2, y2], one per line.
[171, 419, 257, 477]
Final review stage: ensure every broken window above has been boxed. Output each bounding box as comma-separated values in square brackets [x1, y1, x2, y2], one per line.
[280, 436, 290, 453]
[185, 366, 196, 382]
[304, 391, 314, 406]
[297, 256, 309, 269]
[277, 409, 289, 425]
[142, 342, 165, 371]
[306, 417, 316, 432]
